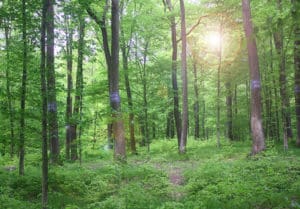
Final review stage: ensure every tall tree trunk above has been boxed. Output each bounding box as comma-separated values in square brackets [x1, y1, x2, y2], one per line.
[179, 0, 188, 154]
[166, 111, 175, 138]
[216, 24, 223, 147]
[120, 6, 137, 154]
[65, 16, 73, 155]
[200, 66, 206, 140]
[19, 0, 27, 176]
[141, 43, 150, 151]
[111, 0, 126, 160]
[270, 34, 280, 141]
[192, 62, 199, 139]
[46, 0, 59, 163]
[242, 0, 265, 155]
[4, 24, 15, 158]
[41, 0, 48, 207]
[72, 16, 85, 161]
[273, 0, 292, 147]
[165, 0, 181, 145]
[226, 82, 233, 140]
[86, 1, 115, 151]
[292, 0, 300, 147]
[65, 14, 73, 160]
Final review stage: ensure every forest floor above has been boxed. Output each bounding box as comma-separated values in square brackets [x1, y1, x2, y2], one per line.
[1, 139, 300, 209]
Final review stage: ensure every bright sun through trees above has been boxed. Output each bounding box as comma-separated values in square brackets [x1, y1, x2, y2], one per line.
[206, 31, 222, 49]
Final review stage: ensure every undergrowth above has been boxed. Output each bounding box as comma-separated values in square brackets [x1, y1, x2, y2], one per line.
[0, 139, 300, 208]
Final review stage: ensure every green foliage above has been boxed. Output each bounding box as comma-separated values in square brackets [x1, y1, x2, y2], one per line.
[1, 139, 300, 208]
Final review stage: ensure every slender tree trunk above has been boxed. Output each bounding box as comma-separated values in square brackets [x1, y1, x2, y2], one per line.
[192, 62, 200, 139]
[72, 16, 85, 161]
[120, 10, 137, 154]
[65, 14, 73, 160]
[216, 25, 223, 147]
[46, 0, 59, 163]
[92, 112, 98, 149]
[233, 84, 239, 140]
[270, 34, 280, 141]
[5, 24, 15, 158]
[273, 0, 292, 144]
[292, 0, 300, 147]
[41, 0, 48, 207]
[166, 0, 181, 145]
[179, 0, 188, 154]
[89, 2, 113, 149]
[242, 0, 265, 155]
[226, 82, 233, 140]
[141, 43, 149, 151]
[111, 0, 126, 160]
[166, 111, 175, 138]
[19, 0, 27, 176]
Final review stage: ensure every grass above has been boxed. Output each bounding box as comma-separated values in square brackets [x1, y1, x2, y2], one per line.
[0, 138, 300, 208]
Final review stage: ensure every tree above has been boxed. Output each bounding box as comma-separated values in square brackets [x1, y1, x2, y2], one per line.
[4, 6, 15, 158]
[120, 0, 137, 155]
[292, 0, 300, 147]
[19, 0, 27, 176]
[86, 0, 126, 160]
[179, 0, 188, 154]
[72, 14, 86, 161]
[165, 0, 181, 145]
[41, 0, 48, 207]
[64, 6, 74, 160]
[242, 0, 265, 155]
[46, 0, 60, 163]
[273, 0, 292, 147]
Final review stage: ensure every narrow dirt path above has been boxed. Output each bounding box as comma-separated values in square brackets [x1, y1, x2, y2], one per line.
[168, 166, 185, 200]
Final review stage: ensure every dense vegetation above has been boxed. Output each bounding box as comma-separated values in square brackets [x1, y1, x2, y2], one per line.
[0, 0, 300, 208]
[1, 139, 300, 209]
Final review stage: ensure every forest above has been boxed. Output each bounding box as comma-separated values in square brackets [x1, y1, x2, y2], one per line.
[0, 0, 300, 208]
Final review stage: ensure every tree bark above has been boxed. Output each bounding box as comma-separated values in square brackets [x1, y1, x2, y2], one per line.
[192, 62, 200, 139]
[72, 16, 85, 161]
[111, 0, 126, 160]
[226, 82, 233, 140]
[4, 23, 15, 158]
[165, 0, 181, 145]
[179, 0, 188, 154]
[46, 0, 59, 163]
[273, 0, 292, 144]
[41, 0, 48, 207]
[19, 0, 27, 176]
[242, 0, 265, 155]
[292, 0, 300, 147]
[64, 12, 73, 160]
[120, 5, 137, 154]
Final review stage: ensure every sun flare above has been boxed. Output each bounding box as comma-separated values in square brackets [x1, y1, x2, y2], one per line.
[206, 32, 222, 49]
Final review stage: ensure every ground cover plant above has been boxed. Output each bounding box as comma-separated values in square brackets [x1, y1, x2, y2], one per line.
[1, 139, 300, 209]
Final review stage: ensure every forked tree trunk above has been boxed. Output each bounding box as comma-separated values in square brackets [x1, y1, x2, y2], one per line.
[179, 0, 188, 154]
[87, 1, 126, 160]
[242, 0, 265, 155]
